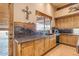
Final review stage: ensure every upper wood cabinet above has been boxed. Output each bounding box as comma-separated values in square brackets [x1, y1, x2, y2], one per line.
[73, 15, 79, 28]
[55, 4, 79, 18]
[55, 15, 79, 29]
[55, 4, 79, 29]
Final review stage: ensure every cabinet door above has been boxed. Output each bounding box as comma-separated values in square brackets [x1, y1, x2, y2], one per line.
[34, 46, 39, 56]
[59, 35, 62, 43]
[72, 36, 78, 46]
[67, 36, 78, 46]
[56, 20, 60, 29]
[22, 45, 34, 56]
[63, 35, 68, 44]
[60, 35, 78, 46]
[34, 39, 44, 56]
[34, 43, 44, 56]
[50, 35, 56, 49]
[21, 41, 34, 56]
[59, 35, 64, 43]
[50, 39, 56, 49]
[44, 38, 50, 52]
[61, 19, 64, 29]
[73, 15, 78, 28]
[67, 36, 72, 45]
[60, 35, 68, 44]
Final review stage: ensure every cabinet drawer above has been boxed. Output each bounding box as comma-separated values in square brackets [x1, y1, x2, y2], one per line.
[22, 41, 33, 47]
[34, 39, 44, 44]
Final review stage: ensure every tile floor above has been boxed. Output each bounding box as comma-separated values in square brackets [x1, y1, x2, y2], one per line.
[45, 44, 79, 56]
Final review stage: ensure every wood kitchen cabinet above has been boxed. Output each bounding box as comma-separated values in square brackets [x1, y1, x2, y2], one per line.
[22, 45, 34, 56]
[67, 35, 78, 46]
[73, 15, 79, 28]
[49, 36, 56, 49]
[34, 39, 45, 56]
[15, 41, 34, 56]
[44, 37, 50, 52]
[60, 34, 68, 44]
[14, 35, 56, 56]
[55, 15, 79, 29]
[21, 41, 34, 56]
[60, 34, 78, 47]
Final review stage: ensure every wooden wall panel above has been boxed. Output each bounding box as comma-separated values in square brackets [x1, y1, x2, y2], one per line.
[0, 3, 13, 56]
[0, 3, 9, 29]
[8, 3, 14, 56]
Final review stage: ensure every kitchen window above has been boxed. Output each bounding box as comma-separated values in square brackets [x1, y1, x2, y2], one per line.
[0, 30, 8, 56]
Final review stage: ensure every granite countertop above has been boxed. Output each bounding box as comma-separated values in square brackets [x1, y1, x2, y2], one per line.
[61, 33, 79, 36]
[15, 35, 54, 44]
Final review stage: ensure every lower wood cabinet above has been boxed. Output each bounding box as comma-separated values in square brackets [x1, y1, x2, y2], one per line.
[60, 34, 78, 46]
[34, 39, 45, 56]
[67, 35, 78, 46]
[50, 35, 56, 49]
[50, 39, 56, 49]
[60, 35, 68, 44]
[22, 45, 34, 56]
[14, 41, 34, 56]
[14, 35, 56, 56]
[21, 41, 34, 56]
[44, 37, 50, 52]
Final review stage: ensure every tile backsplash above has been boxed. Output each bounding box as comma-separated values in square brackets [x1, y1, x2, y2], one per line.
[14, 22, 36, 38]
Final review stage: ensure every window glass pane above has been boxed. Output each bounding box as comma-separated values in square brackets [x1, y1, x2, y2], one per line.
[73, 29, 79, 35]
[0, 31, 8, 56]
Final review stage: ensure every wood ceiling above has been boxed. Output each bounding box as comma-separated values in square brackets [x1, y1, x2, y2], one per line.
[52, 3, 69, 8]
[52, 3, 76, 10]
